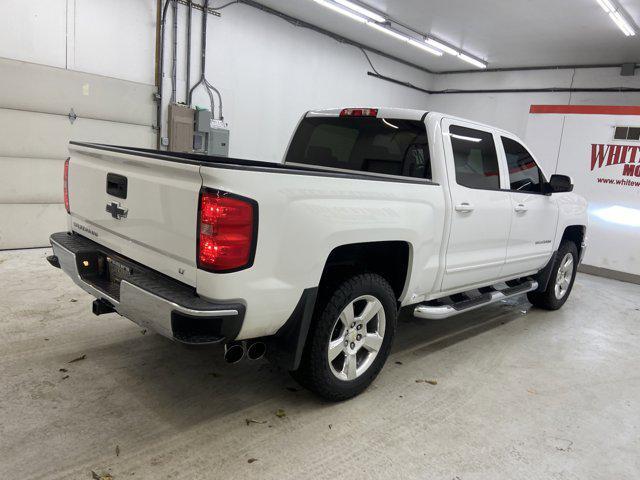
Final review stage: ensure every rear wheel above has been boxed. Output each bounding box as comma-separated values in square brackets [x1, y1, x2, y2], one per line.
[528, 240, 578, 310]
[292, 273, 397, 401]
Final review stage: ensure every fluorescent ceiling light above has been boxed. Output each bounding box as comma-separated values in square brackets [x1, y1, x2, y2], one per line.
[311, 0, 489, 65]
[313, 0, 366, 23]
[596, 0, 615, 13]
[334, 0, 386, 23]
[367, 23, 443, 56]
[426, 38, 459, 56]
[407, 38, 443, 56]
[609, 11, 636, 36]
[594, 0, 636, 36]
[457, 53, 487, 69]
[366, 22, 409, 41]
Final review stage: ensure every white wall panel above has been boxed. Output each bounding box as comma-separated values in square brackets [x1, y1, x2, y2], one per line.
[0, 0, 67, 68]
[74, 0, 157, 85]
[0, 204, 67, 250]
[0, 158, 65, 204]
[0, 0, 156, 85]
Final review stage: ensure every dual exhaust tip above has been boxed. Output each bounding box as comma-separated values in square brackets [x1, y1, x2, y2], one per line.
[224, 341, 266, 364]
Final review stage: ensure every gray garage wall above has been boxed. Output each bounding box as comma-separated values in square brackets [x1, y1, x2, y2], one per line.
[0, 58, 156, 249]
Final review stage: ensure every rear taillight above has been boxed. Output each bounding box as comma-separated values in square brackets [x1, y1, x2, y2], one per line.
[340, 108, 378, 117]
[63, 158, 70, 213]
[197, 189, 257, 272]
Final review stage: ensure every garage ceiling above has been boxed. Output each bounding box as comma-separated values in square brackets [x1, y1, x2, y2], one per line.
[252, 0, 640, 72]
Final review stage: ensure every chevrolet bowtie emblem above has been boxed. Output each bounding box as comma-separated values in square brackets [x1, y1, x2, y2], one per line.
[106, 202, 128, 220]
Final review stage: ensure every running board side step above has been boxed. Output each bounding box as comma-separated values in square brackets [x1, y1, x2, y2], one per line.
[414, 280, 538, 320]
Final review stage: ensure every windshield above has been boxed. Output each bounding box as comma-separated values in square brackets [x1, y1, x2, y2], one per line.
[285, 116, 431, 180]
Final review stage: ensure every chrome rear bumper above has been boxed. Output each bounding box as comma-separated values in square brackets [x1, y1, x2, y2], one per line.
[50, 232, 244, 344]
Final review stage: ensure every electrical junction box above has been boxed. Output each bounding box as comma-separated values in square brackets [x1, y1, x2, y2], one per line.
[621, 63, 636, 77]
[193, 108, 230, 157]
[195, 109, 212, 133]
[208, 127, 230, 157]
[168, 103, 195, 153]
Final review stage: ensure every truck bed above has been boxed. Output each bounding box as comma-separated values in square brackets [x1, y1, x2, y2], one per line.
[70, 142, 433, 186]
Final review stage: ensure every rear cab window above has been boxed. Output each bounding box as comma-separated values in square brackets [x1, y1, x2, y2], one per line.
[285, 116, 431, 180]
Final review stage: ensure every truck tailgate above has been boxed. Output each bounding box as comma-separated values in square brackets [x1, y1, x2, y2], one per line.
[67, 144, 202, 286]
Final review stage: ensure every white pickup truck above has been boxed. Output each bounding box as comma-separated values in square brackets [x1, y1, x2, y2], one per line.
[49, 107, 587, 400]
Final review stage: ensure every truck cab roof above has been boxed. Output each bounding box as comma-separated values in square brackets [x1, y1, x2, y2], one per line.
[305, 108, 518, 139]
[306, 107, 428, 121]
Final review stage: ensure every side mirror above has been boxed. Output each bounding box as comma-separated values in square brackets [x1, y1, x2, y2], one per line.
[545, 174, 574, 194]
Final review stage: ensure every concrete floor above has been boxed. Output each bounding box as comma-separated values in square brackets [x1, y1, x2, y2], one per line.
[1, 249, 639, 480]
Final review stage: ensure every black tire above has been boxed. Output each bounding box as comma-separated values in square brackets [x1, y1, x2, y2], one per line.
[527, 241, 578, 310]
[291, 273, 397, 401]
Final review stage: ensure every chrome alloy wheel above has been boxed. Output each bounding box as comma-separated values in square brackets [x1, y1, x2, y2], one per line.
[327, 295, 386, 381]
[554, 252, 574, 300]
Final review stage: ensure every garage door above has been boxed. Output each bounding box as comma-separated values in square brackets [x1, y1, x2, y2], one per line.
[0, 58, 157, 249]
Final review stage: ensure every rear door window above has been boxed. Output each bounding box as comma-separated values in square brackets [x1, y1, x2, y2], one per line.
[449, 125, 500, 190]
[285, 116, 431, 180]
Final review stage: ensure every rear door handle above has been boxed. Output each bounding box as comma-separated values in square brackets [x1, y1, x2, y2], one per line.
[455, 202, 475, 213]
[514, 203, 528, 213]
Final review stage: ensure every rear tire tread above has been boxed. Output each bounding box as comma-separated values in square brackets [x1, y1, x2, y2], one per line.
[292, 273, 397, 401]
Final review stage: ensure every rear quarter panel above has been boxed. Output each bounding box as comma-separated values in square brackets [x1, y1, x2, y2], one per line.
[198, 166, 446, 339]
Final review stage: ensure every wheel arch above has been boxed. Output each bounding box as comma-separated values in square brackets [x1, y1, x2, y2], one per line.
[318, 240, 412, 304]
[534, 225, 585, 294]
[560, 225, 586, 260]
[266, 240, 412, 372]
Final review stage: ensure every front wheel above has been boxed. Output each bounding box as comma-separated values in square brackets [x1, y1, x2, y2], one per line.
[528, 240, 578, 310]
[291, 273, 397, 401]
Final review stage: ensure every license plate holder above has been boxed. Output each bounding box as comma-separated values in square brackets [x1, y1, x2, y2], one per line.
[76, 251, 134, 290]
[106, 256, 134, 286]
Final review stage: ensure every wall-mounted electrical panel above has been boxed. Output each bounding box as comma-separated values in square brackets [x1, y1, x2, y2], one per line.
[193, 108, 230, 157]
[168, 103, 229, 157]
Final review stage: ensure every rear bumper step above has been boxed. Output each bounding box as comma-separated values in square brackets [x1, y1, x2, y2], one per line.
[414, 280, 538, 320]
[49, 232, 245, 344]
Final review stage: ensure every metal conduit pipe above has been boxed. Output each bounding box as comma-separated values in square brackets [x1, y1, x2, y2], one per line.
[187, 0, 223, 120]
[367, 71, 640, 95]
[185, 0, 192, 102]
[438, 63, 639, 75]
[155, 0, 172, 148]
[170, 0, 178, 104]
